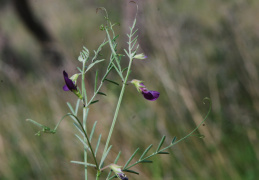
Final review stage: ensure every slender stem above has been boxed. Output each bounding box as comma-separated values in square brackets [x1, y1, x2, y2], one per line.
[101, 19, 136, 167]
[96, 170, 101, 180]
[85, 66, 113, 107]
[101, 49, 134, 166]
[160, 98, 212, 151]
[52, 112, 99, 168]
[82, 61, 87, 105]
[81, 59, 88, 180]
[83, 107, 89, 180]
[124, 98, 212, 170]
[70, 113, 99, 169]
[101, 82, 126, 164]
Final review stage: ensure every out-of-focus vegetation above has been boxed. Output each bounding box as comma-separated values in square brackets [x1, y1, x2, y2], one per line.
[1, 0, 259, 179]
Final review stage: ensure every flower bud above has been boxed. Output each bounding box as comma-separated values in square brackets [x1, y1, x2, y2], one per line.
[133, 53, 147, 60]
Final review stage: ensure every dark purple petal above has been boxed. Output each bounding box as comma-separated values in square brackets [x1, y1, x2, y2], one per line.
[117, 173, 128, 180]
[142, 90, 160, 101]
[63, 85, 70, 91]
[63, 71, 77, 91]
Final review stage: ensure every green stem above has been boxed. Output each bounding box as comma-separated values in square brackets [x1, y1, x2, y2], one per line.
[83, 107, 89, 180]
[52, 112, 98, 169]
[82, 61, 87, 105]
[68, 113, 99, 169]
[124, 98, 212, 170]
[160, 98, 212, 151]
[101, 49, 134, 168]
[81, 58, 88, 180]
[85, 66, 113, 107]
[101, 81, 126, 166]
[96, 170, 101, 180]
[101, 20, 136, 168]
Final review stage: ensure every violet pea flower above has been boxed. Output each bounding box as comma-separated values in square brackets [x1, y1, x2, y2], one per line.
[63, 71, 77, 91]
[109, 164, 128, 180]
[63, 70, 82, 100]
[131, 79, 160, 101]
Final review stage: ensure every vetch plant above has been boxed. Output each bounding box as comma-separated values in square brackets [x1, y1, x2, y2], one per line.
[27, 5, 211, 180]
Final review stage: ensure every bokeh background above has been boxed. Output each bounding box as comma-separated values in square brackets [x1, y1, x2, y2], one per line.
[1, 0, 259, 179]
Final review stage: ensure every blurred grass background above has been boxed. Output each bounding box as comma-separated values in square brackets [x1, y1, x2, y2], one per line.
[1, 0, 259, 179]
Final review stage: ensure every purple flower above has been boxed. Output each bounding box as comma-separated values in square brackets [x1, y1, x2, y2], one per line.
[117, 173, 128, 180]
[131, 79, 160, 101]
[139, 83, 160, 101]
[63, 71, 77, 91]
[108, 164, 128, 180]
[63, 71, 83, 99]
